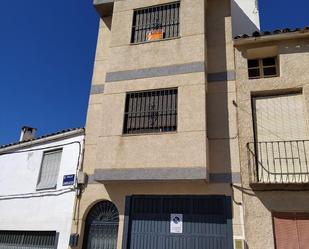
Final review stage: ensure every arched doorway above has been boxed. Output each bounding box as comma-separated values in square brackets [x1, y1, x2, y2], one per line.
[83, 201, 119, 249]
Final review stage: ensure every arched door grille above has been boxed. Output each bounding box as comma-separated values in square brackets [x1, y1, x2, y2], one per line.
[83, 201, 119, 249]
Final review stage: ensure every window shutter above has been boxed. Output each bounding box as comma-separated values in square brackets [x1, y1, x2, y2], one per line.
[37, 150, 62, 190]
[296, 213, 309, 249]
[252, 94, 309, 183]
[274, 214, 299, 249]
[253, 94, 308, 142]
[274, 213, 309, 249]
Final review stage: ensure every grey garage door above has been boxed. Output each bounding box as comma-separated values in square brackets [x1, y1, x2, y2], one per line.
[123, 195, 233, 249]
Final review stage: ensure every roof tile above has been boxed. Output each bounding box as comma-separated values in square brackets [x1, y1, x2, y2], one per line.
[234, 26, 309, 40]
[0, 128, 84, 149]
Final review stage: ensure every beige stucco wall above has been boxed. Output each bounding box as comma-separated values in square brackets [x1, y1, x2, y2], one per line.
[206, 0, 240, 176]
[234, 36, 309, 249]
[86, 0, 208, 175]
[85, 0, 242, 179]
[108, 0, 206, 71]
[207, 0, 234, 73]
[74, 0, 245, 248]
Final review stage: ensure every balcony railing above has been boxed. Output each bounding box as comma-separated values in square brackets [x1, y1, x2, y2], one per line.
[247, 140, 309, 185]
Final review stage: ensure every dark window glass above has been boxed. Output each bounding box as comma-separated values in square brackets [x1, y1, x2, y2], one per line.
[248, 56, 278, 79]
[263, 57, 276, 66]
[263, 67, 277, 77]
[131, 2, 180, 43]
[248, 68, 260, 78]
[248, 59, 259, 68]
[123, 88, 177, 134]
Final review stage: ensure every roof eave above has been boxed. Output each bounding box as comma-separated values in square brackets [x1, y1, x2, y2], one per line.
[234, 31, 309, 46]
[0, 128, 85, 154]
[93, 0, 114, 18]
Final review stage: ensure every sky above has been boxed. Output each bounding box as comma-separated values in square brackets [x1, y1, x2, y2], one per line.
[0, 0, 308, 145]
[259, 0, 309, 30]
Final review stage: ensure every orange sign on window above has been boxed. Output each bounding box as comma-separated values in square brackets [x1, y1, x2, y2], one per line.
[147, 29, 164, 41]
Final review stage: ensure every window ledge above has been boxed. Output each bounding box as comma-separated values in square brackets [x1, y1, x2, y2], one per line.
[249, 74, 280, 80]
[250, 182, 309, 191]
[36, 186, 57, 191]
[122, 131, 177, 138]
[130, 36, 181, 46]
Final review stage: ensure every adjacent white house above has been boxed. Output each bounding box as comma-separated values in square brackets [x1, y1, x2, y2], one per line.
[0, 127, 84, 249]
[231, 0, 261, 36]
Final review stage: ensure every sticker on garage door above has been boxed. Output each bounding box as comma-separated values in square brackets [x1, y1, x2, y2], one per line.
[170, 214, 183, 233]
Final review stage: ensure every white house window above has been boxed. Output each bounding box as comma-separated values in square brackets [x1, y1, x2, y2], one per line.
[0, 231, 57, 249]
[37, 150, 62, 190]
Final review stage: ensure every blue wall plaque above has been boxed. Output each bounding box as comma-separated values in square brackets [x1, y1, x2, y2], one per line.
[63, 174, 75, 186]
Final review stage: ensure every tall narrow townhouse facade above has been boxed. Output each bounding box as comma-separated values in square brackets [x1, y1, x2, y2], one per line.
[74, 1, 259, 249]
[0, 128, 84, 249]
[234, 29, 309, 249]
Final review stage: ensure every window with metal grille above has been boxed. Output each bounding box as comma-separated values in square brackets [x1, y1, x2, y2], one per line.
[131, 2, 180, 43]
[123, 88, 177, 134]
[248, 56, 279, 79]
[37, 149, 62, 190]
[0, 231, 57, 249]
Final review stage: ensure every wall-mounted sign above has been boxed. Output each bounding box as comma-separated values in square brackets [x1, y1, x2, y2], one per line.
[146, 29, 164, 41]
[170, 213, 183, 233]
[63, 174, 75, 186]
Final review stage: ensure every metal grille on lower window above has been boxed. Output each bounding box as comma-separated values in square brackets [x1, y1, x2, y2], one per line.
[131, 2, 180, 43]
[123, 88, 177, 134]
[0, 231, 56, 249]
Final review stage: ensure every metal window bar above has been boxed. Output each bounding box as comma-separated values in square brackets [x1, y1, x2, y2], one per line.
[131, 2, 180, 43]
[0, 231, 56, 248]
[123, 88, 177, 134]
[247, 140, 309, 184]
